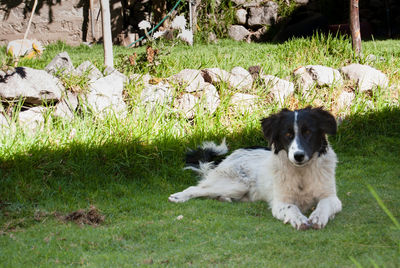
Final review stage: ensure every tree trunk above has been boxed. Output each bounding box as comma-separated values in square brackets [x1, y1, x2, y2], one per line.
[100, 0, 113, 68]
[350, 0, 361, 56]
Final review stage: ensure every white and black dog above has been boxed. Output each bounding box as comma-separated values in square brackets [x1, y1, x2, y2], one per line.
[169, 107, 342, 230]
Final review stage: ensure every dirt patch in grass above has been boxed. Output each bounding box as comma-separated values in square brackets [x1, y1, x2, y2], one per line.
[1, 218, 26, 235]
[63, 206, 105, 226]
[0, 205, 105, 234]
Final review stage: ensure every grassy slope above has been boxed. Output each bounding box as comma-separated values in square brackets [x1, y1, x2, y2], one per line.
[0, 38, 399, 267]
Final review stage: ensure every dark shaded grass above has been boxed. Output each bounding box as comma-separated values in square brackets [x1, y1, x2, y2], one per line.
[0, 108, 399, 266]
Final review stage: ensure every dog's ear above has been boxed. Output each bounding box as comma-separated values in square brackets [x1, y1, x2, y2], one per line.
[311, 107, 337, 135]
[261, 116, 276, 143]
[261, 111, 285, 153]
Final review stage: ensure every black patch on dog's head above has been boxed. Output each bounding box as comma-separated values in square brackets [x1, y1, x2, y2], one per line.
[261, 107, 336, 156]
[308, 107, 337, 155]
[261, 108, 293, 154]
[308, 107, 337, 135]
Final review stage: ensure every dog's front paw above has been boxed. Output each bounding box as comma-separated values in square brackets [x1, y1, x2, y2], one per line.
[285, 214, 310, 230]
[168, 192, 189, 203]
[273, 204, 311, 230]
[308, 210, 329, 229]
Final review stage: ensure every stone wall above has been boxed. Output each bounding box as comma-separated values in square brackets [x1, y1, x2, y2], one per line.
[229, 0, 400, 42]
[1, 0, 399, 46]
[0, 0, 109, 46]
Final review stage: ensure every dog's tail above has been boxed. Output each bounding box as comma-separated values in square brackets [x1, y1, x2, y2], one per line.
[184, 138, 228, 175]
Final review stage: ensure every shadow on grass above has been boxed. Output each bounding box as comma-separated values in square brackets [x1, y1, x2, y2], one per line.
[0, 107, 399, 221]
[335, 107, 400, 151]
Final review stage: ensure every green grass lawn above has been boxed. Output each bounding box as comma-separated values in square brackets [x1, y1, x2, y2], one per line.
[0, 37, 399, 267]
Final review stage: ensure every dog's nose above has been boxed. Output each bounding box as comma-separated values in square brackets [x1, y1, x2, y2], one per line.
[294, 152, 305, 162]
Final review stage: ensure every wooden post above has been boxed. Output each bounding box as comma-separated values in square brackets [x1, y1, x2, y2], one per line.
[189, 0, 193, 32]
[350, 0, 362, 56]
[100, 0, 113, 68]
[24, 0, 38, 40]
[89, 0, 96, 41]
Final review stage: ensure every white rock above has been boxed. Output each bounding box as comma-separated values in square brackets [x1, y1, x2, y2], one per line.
[236, 9, 247, 25]
[171, 69, 205, 92]
[0, 113, 10, 133]
[294, 0, 309, 4]
[53, 91, 79, 119]
[337, 91, 355, 111]
[228, 25, 250, 41]
[202, 68, 231, 85]
[45, 52, 74, 75]
[141, 82, 174, 109]
[74, 61, 103, 81]
[340, 64, 388, 92]
[84, 72, 127, 117]
[202, 83, 220, 114]
[174, 93, 199, 119]
[247, 2, 278, 27]
[262, 75, 294, 103]
[173, 83, 220, 119]
[18, 107, 46, 132]
[231, 66, 251, 77]
[103, 66, 115, 76]
[6, 39, 44, 58]
[0, 67, 64, 105]
[365, 54, 385, 63]
[102, 67, 129, 83]
[293, 66, 314, 93]
[230, 93, 258, 113]
[229, 66, 253, 90]
[306, 65, 343, 87]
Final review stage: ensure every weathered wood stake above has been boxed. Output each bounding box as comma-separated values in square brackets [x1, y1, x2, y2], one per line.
[89, 0, 96, 41]
[350, 0, 362, 56]
[24, 0, 38, 40]
[100, 0, 113, 68]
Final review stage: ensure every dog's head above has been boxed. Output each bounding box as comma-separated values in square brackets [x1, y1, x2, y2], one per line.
[261, 107, 336, 166]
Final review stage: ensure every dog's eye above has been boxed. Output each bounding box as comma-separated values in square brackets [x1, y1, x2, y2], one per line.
[303, 129, 311, 136]
[285, 132, 294, 139]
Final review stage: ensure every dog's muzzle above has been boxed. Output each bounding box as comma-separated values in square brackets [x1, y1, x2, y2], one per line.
[290, 150, 310, 166]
